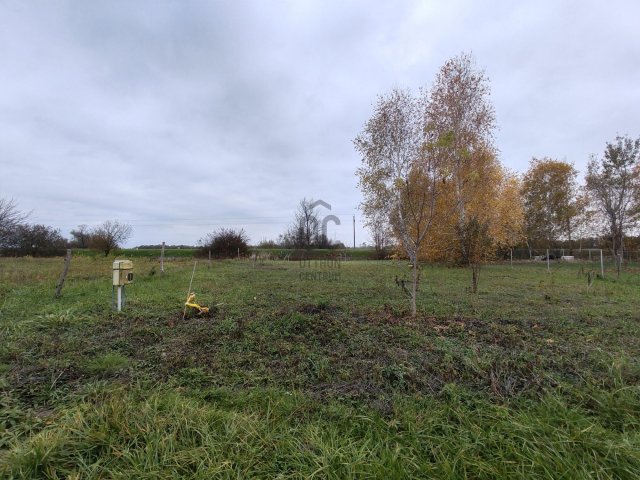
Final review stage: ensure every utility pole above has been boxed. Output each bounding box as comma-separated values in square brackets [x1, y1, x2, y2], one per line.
[353, 215, 356, 249]
[160, 241, 165, 274]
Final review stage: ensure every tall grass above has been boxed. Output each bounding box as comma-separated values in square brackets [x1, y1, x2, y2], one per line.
[2, 385, 639, 478]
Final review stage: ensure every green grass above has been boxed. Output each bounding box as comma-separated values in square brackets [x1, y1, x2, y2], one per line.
[1, 256, 639, 478]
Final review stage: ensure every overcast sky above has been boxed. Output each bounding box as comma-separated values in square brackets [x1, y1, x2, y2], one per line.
[1, 0, 638, 247]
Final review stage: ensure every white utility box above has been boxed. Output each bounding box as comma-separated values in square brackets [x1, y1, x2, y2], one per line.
[112, 260, 134, 286]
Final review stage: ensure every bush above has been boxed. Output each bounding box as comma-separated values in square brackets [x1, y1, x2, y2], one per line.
[199, 228, 249, 259]
[89, 220, 132, 256]
[0, 223, 68, 257]
[258, 238, 280, 248]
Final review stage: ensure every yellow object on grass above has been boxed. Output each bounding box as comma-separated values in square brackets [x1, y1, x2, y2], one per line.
[185, 293, 209, 314]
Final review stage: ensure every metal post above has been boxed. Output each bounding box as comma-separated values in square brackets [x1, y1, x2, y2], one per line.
[117, 286, 123, 312]
[160, 241, 165, 274]
[353, 215, 355, 249]
[600, 249, 604, 278]
[547, 249, 550, 273]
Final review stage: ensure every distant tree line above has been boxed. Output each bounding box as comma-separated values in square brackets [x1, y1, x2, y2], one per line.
[0, 204, 132, 257]
[520, 135, 640, 265]
[250, 199, 347, 251]
[196, 199, 348, 260]
[136, 244, 195, 249]
[1, 222, 67, 256]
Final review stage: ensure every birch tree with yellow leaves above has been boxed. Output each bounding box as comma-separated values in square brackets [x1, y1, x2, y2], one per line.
[422, 53, 523, 292]
[355, 88, 446, 315]
[356, 53, 523, 313]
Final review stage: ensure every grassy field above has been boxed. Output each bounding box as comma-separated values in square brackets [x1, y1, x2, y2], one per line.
[1, 255, 639, 478]
[69, 247, 378, 261]
[72, 248, 198, 259]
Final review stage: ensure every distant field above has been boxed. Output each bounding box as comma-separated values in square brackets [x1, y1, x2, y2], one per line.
[69, 247, 379, 260]
[72, 247, 198, 258]
[1, 256, 639, 478]
[246, 247, 379, 260]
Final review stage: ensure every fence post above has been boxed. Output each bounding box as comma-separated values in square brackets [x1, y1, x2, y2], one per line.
[600, 249, 604, 278]
[547, 249, 550, 273]
[54, 249, 72, 298]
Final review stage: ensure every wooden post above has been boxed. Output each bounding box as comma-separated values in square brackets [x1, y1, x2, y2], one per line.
[54, 249, 72, 298]
[600, 249, 604, 278]
[510, 248, 513, 267]
[160, 241, 165, 275]
[208, 250, 212, 269]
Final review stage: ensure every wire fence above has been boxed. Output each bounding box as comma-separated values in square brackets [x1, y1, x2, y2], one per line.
[503, 248, 640, 265]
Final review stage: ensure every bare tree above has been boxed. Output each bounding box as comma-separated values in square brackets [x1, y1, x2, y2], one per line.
[366, 209, 393, 259]
[296, 198, 320, 248]
[70, 224, 91, 248]
[355, 88, 445, 315]
[0, 198, 28, 248]
[567, 188, 598, 252]
[282, 199, 321, 249]
[90, 220, 133, 256]
[585, 134, 640, 267]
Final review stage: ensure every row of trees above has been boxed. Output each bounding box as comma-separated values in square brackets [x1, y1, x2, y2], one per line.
[0, 202, 132, 256]
[1, 195, 344, 258]
[522, 134, 640, 260]
[355, 52, 640, 314]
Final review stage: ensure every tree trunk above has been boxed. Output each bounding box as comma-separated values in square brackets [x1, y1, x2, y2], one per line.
[610, 226, 624, 278]
[471, 263, 480, 294]
[411, 262, 418, 316]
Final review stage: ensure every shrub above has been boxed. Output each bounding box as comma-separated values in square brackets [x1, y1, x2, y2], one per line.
[199, 228, 249, 259]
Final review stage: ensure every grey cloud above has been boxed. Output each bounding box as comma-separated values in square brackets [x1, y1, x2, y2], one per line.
[1, 0, 638, 245]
